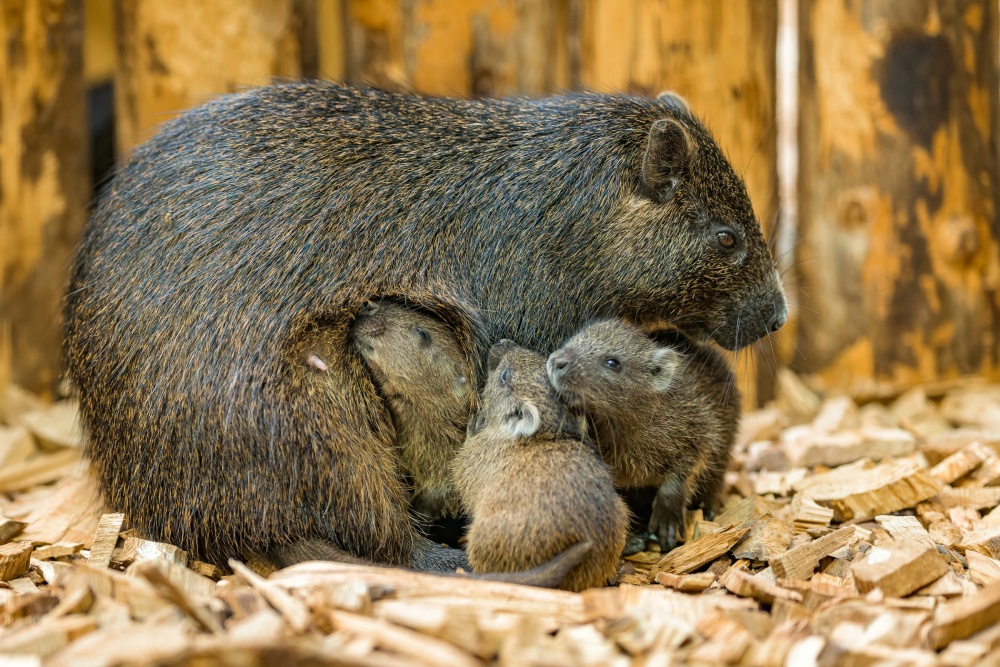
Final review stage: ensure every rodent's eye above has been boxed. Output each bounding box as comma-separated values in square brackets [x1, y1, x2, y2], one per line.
[605, 357, 621, 371]
[651, 366, 661, 375]
[415, 327, 431, 345]
[716, 230, 737, 250]
[500, 368, 511, 384]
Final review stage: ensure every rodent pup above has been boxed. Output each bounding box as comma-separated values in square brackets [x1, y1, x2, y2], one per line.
[349, 300, 472, 520]
[547, 320, 739, 549]
[453, 341, 628, 592]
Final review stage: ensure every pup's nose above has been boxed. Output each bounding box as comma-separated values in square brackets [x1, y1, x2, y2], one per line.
[547, 351, 574, 384]
[769, 302, 788, 333]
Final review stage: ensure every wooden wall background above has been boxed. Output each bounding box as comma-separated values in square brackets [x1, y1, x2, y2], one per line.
[0, 0, 998, 408]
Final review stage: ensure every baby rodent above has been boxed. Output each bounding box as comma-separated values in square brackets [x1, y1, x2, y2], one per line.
[453, 341, 628, 592]
[349, 299, 472, 520]
[547, 320, 739, 549]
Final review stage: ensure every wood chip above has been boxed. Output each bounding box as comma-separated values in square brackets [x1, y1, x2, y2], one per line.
[654, 571, 715, 592]
[930, 580, 1000, 649]
[0, 425, 35, 467]
[874, 514, 935, 546]
[732, 514, 794, 562]
[720, 566, 802, 605]
[967, 551, 1000, 587]
[790, 497, 835, 533]
[930, 441, 993, 484]
[938, 486, 1000, 511]
[783, 427, 915, 468]
[0, 449, 81, 493]
[714, 496, 784, 528]
[230, 559, 311, 633]
[653, 523, 751, 576]
[31, 542, 83, 561]
[770, 526, 857, 581]
[800, 459, 941, 522]
[20, 401, 83, 450]
[113, 536, 188, 569]
[0, 540, 33, 581]
[0, 512, 26, 544]
[851, 541, 949, 597]
[87, 513, 125, 569]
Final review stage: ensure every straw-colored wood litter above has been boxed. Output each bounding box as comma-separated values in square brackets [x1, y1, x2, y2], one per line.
[3, 374, 1000, 666]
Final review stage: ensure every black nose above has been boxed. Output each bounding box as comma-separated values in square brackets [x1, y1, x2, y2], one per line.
[769, 303, 788, 332]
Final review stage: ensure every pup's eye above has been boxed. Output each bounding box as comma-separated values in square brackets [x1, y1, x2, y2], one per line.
[605, 357, 621, 371]
[651, 366, 661, 375]
[415, 327, 431, 344]
[717, 231, 736, 249]
[500, 368, 511, 384]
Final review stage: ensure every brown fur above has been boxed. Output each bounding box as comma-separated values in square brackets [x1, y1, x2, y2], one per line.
[453, 342, 629, 592]
[349, 300, 473, 520]
[547, 320, 739, 548]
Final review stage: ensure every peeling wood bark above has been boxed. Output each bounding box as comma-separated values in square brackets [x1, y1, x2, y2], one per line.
[0, 0, 88, 398]
[795, 0, 1000, 398]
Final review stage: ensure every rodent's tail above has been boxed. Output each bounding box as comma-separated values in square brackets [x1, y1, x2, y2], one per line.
[474, 541, 592, 588]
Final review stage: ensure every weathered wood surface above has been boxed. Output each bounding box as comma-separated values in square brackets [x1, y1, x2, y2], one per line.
[0, 0, 88, 398]
[794, 0, 1000, 398]
[114, 0, 306, 150]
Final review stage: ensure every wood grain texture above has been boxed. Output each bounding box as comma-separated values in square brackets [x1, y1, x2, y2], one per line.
[342, 0, 571, 96]
[795, 0, 1000, 398]
[0, 0, 88, 398]
[114, 0, 305, 150]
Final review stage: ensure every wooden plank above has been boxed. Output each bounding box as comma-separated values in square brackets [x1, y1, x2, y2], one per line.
[0, 0, 89, 397]
[793, 0, 1000, 396]
[87, 513, 124, 569]
[0, 540, 32, 581]
[653, 524, 751, 576]
[931, 581, 1000, 649]
[769, 526, 856, 581]
[851, 541, 949, 597]
[115, 1, 303, 151]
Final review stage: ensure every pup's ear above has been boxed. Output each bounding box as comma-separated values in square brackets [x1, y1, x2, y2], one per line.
[505, 401, 541, 439]
[488, 339, 516, 372]
[650, 347, 680, 392]
[642, 118, 693, 203]
[452, 375, 471, 401]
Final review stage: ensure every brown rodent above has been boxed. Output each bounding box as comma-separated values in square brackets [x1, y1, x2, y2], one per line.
[453, 341, 629, 592]
[349, 299, 472, 520]
[547, 320, 739, 549]
[65, 83, 783, 567]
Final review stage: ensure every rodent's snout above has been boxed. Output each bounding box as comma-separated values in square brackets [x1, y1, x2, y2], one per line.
[769, 300, 788, 333]
[547, 350, 576, 386]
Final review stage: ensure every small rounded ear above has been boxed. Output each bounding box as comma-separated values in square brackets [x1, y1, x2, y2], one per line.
[488, 339, 516, 373]
[650, 347, 680, 392]
[657, 90, 692, 116]
[505, 401, 541, 439]
[642, 118, 693, 203]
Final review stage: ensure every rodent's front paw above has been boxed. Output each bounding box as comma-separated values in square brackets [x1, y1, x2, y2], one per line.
[650, 478, 686, 551]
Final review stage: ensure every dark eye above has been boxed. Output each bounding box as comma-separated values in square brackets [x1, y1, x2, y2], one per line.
[500, 368, 511, 384]
[716, 230, 736, 249]
[605, 357, 621, 371]
[415, 327, 431, 345]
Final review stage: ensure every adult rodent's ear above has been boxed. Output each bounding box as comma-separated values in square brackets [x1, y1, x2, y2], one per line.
[650, 347, 680, 392]
[657, 90, 692, 116]
[642, 118, 693, 203]
[505, 401, 540, 439]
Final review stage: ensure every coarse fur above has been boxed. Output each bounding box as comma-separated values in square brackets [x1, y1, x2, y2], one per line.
[64, 82, 782, 566]
[453, 342, 628, 592]
[350, 299, 474, 520]
[548, 320, 739, 548]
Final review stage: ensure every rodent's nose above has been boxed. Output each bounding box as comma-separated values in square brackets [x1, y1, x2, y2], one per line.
[547, 351, 574, 384]
[360, 300, 379, 316]
[768, 302, 788, 333]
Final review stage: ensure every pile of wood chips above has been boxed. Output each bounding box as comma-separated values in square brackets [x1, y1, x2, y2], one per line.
[3, 374, 1000, 666]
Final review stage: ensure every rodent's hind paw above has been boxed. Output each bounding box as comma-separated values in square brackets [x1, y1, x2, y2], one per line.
[410, 487, 460, 523]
